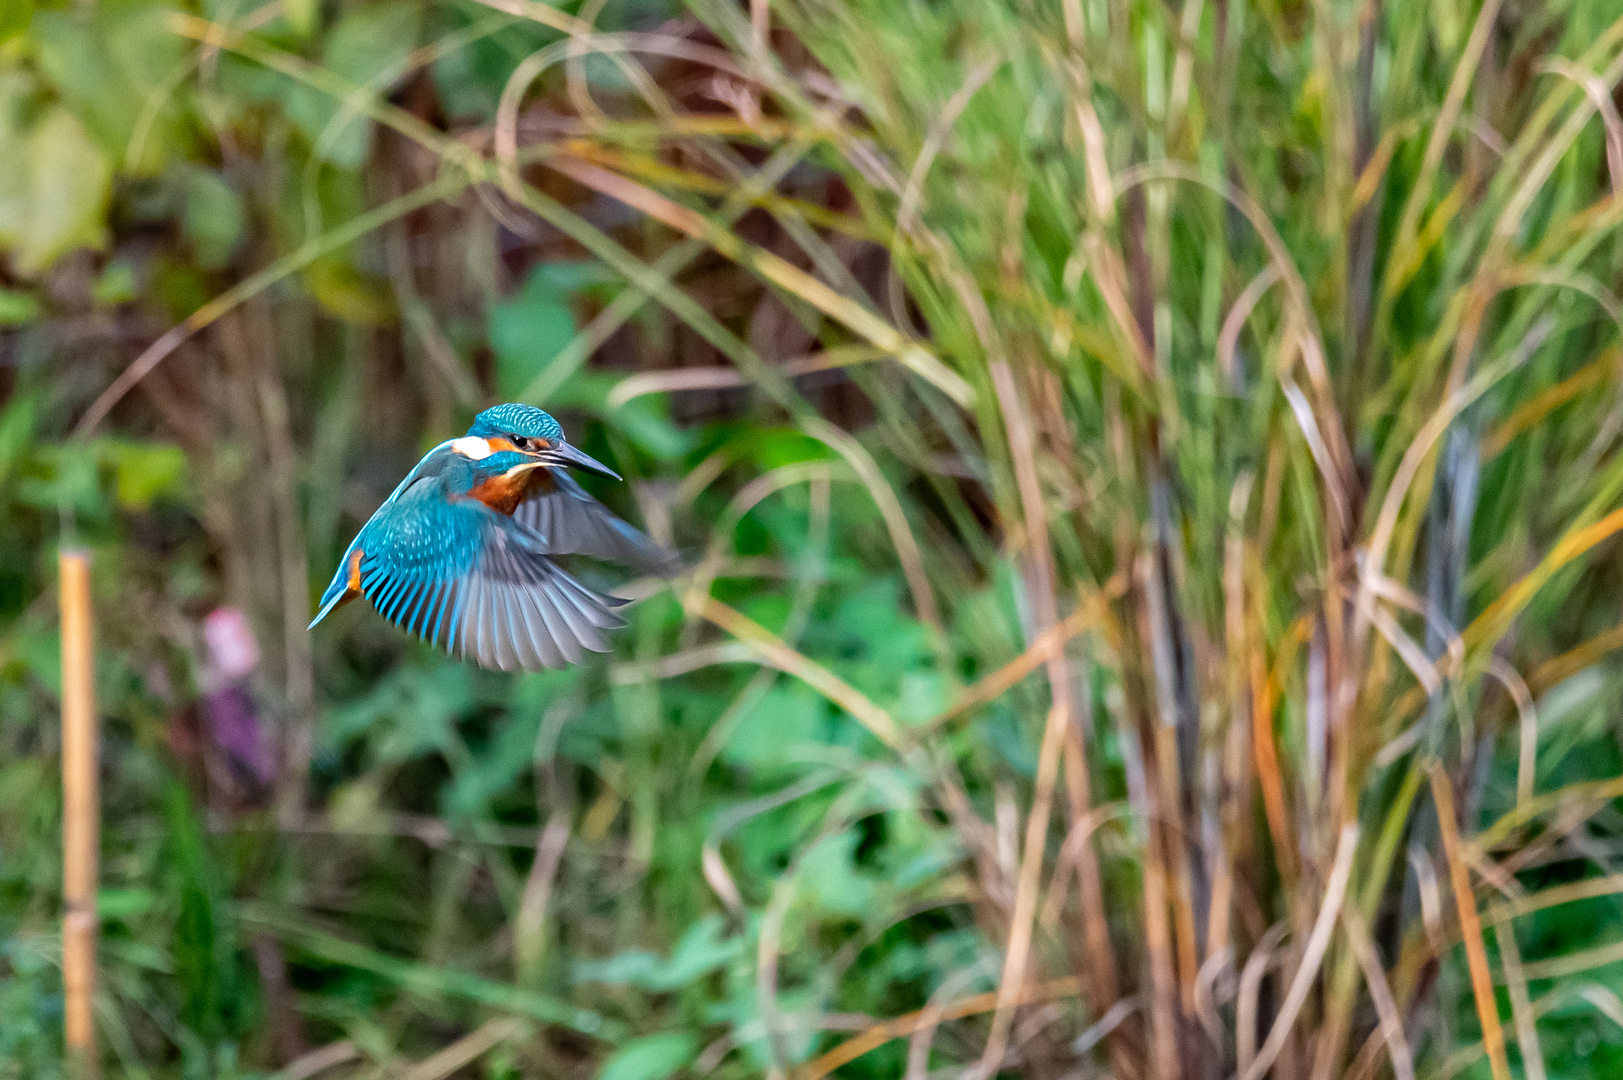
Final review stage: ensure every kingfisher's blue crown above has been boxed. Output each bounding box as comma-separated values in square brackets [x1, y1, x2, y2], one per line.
[469, 403, 564, 443]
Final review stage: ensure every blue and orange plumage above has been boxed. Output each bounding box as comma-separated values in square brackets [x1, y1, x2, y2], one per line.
[309, 404, 678, 671]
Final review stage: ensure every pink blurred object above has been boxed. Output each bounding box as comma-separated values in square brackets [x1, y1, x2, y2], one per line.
[204, 684, 278, 788]
[203, 607, 259, 680]
[198, 607, 276, 792]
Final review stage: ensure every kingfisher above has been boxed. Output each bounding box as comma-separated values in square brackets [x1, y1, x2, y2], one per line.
[309, 403, 678, 671]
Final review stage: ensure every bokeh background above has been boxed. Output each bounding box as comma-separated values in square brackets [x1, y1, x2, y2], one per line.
[7, 0, 1623, 1078]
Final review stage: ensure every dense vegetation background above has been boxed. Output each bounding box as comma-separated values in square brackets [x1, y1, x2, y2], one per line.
[7, 0, 1623, 1077]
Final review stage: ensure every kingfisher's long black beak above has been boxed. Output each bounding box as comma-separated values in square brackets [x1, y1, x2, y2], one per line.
[548, 440, 622, 480]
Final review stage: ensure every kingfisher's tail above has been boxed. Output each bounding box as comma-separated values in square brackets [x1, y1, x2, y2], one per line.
[309, 547, 364, 630]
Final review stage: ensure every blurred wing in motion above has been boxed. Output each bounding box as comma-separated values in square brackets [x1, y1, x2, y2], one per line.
[351, 477, 625, 670]
[514, 468, 682, 577]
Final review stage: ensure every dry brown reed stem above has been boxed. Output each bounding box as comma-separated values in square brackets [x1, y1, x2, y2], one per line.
[59, 549, 98, 1075]
[1037, 804, 1130, 933]
[514, 813, 571, 985]
[797, 977, 1083, 1080]
[1481, 349, 1617, 458]
[606, 347, 887, 406]
[1525, 613, 1623, 691]
[1340, 907, 1415, 1080]
[1466, 503, 1623, 652]
[1238, 824, 1358, 1080]
[1139, 536, 1202, 1014]
[801, 417, 944, 645]
[535, 155, 974, 405]
[974, 359, 1116, 1077]
[924, 590, 1114, 731]
[1213, 473, 1255, 968]
[1217, 266, 1283, 387]
[1486, 872, 1623, 924]
[970, 702, 1068, 1080]
[688, 595, 906, 751]
[1430, 765, 1512, 1080]
[1516, 939, 1623, 980]
[1469, 775, 1623, 856]
[904, 961, 997, 1080]
[468, 0, 591, 35]
[396, 1018, 526, 1080]
[1251, 629, 1298, 883]
[267, 1039, 359, 1080]
[1133, 711, 1182, 1080]
[758, 879, 797, 1077]
[1235, 923, 1286, 1075]
[1492, 915, 1548, 1080]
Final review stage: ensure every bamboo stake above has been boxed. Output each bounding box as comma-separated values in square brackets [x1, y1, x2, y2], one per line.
[60, 549, 98, 1076]
[1431, 764, 1511, 1080]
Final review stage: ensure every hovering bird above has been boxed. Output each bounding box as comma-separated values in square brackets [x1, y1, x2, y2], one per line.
[309, 403, 678, 671]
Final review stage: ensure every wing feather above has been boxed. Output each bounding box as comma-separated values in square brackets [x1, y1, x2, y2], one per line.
[513, 469, 681, 576]
[503, 589, 535, 671]
[517, 586, 566, 668]
[352, 475, 624, 670]
[534, 580, 582, 665]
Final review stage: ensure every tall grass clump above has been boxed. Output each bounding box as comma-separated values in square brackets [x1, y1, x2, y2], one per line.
[7, 0, 1623, 1077]
[496, 0, 1623, 1075]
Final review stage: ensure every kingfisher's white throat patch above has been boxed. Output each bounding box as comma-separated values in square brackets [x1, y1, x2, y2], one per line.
[503, 461, 544, 479]
[450, 436, 494, 460]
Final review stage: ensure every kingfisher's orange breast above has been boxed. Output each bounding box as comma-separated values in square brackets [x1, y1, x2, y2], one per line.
[467, 471, 531, 515]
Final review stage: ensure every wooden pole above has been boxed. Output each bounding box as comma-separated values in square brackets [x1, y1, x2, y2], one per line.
[60, 549, 98, 1076]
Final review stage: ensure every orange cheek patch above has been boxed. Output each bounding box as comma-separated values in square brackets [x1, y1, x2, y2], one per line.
[486, 437, 518, 453]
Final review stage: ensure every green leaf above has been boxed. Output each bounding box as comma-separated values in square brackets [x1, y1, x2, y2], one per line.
[32, 8, 188, 173]
[247, 907, 619, 1038]
[572, 950, 661, 987]
[490, 277, 578, 401]
[743, 428, 840, 471]
[649, 916, 742, 989]
[285, 0, 320, 36]
[594, 1034, 697, 1080]
[444, 709, 543, 818]
[183, 169, 246, 270]
[798, 831, 879, 919]
[15, 443, 104, 518]
[722, 682, 826, 771]
[0, 287, 39, 325]
[431, 17, 562, 122]
[97, 888, 156, 921]
[0, 103, 111, 275]
[303, 257, 396, 325]
[0, 393, 38, 490]
[529, 259, 620, 296]
[92, 260, 137, 306]
[106, 441, 188, 510]
[0, 0, 32, 44]
[152, 257, 211, 321]
[284, 0, 423, 169]
[572, 915, 741, 991]
[893, 670, 950, 724]
[322, 664, 476, 764]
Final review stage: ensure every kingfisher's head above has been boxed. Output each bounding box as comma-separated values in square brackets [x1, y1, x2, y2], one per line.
[466, 403, 563, 449]
[451, 403, 620, 479]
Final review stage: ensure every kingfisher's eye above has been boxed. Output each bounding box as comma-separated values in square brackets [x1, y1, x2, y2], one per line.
[512, 436, 531, 450]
